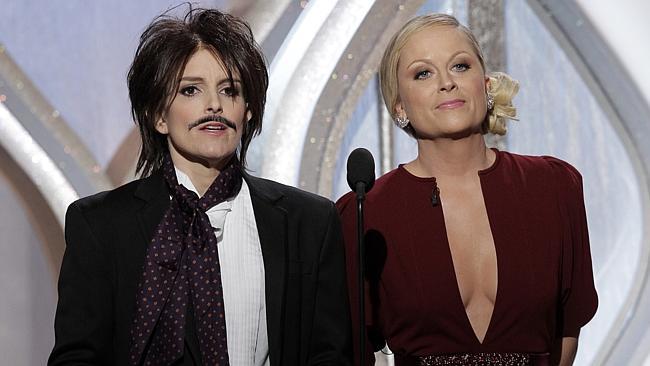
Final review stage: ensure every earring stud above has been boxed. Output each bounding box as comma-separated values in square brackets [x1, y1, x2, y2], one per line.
[395, 115, 410, 128]
[487, 93, 495, 111]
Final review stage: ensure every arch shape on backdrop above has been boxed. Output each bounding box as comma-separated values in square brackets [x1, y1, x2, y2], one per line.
[256, 0, 425, 187]
[2, 0, 650, 364]
[525, 1, 650, 364]
[296, 0, 426, 197]
[0, 45, 111, 271]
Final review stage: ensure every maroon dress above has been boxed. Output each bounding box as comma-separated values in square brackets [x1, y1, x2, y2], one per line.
[337, 150, 598, 365]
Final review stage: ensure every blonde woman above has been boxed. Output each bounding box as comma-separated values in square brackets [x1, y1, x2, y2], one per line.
[337, 14, 597, 366]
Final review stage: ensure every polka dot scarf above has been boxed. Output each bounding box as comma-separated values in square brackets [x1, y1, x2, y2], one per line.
[129, 153, 241, 365]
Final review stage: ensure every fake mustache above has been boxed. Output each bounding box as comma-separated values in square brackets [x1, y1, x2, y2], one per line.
[187, 115, 237, 131]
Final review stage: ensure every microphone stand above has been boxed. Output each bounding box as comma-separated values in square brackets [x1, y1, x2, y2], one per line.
[355, 182, 366, 366]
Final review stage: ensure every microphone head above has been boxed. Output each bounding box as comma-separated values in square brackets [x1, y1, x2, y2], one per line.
[346, 148, 375, 193]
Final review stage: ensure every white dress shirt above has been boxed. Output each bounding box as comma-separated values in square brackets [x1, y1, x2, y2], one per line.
[176, 168, 270, 366]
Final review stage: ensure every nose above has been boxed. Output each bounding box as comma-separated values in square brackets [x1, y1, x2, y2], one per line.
[438, 71, 457, 92]
[206, 90, 223, 114]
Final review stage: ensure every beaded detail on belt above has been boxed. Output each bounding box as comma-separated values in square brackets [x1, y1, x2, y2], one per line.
[417, 352, 531, 366]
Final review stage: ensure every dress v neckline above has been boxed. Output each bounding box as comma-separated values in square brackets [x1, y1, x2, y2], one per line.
[438, 188, 500, 345]
[397, 148, 503, 345]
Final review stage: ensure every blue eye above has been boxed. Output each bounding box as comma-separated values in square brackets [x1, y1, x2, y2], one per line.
[415, 70, 431, 80]
[452, 63, 470, 72]
[180, 85, 199, 96]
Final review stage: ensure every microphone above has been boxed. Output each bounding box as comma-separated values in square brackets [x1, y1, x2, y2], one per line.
[431, 186, 440, 206]
[346, 148, 375, 200]
[346, 148, 375, 366]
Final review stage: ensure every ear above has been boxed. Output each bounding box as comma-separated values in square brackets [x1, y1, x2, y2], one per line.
[394, 99, 406, 118]
[246, 109, 252, 123]
[485, 75, 491, 93]
[154, 117, 169, 134]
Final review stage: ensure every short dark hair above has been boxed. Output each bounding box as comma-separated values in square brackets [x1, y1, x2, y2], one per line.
[128, 6, 268, 176]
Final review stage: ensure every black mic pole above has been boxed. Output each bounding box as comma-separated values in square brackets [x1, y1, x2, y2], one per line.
[346, 148, 375, 366]
[355, 181, 366, 366]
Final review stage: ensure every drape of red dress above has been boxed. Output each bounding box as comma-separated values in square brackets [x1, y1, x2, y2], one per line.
[336, 150, 598, 365]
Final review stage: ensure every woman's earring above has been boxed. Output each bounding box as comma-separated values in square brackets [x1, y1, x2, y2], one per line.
[395, 115, 410, 128]
[486, 93, 495, 111]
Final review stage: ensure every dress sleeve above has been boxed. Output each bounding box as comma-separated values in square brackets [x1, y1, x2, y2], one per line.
[336, 193, 381, 366]
[546, 157, 598, 337]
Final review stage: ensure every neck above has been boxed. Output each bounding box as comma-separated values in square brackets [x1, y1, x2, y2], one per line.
[408, 133, 494, 178]
[169, 151, 233, 196]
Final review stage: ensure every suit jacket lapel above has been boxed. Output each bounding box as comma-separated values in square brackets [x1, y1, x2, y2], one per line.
[244, 173, 287, 366]
[129, 172, 176, 361]
[134, 172, 170, 247]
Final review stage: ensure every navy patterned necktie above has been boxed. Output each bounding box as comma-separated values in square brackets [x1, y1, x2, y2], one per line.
[129, 153, 242, 366]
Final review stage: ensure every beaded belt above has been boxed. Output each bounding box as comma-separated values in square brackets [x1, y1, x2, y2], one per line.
[417, 352, 532, 366]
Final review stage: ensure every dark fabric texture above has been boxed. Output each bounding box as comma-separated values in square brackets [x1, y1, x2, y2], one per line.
[48, 171, 353, 366]
[129, 155, 241, 365]
[337, 149, 598, 365]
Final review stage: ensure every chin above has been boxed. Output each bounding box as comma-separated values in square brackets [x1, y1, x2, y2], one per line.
[196, 141, 237, 157]
[200, 151, 238, 164]
[414, 122, 479, 140]
[172, 145, 238, 168]
[440, 120, 483, 137]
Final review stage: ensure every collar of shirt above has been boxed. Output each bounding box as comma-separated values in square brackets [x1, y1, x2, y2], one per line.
[174, 167, 235, 239]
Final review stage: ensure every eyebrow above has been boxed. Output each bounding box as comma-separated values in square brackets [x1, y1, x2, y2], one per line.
[179, 76, 242, 84]
[406, 51, 471, 69]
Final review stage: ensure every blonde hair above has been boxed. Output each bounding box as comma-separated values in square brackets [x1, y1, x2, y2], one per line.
[379, 13, 518, 136]
[486, 72, 519, 135]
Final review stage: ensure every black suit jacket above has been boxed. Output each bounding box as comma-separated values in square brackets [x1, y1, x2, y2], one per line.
[48, 171, 352, 365]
